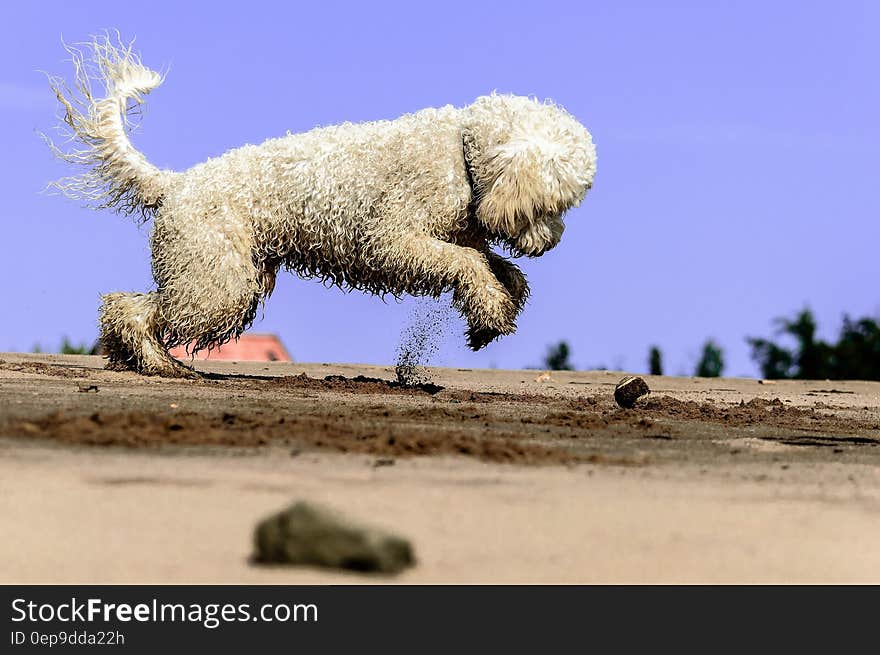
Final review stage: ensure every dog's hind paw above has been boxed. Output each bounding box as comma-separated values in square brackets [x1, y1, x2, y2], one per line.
[147, 361, 202, 379]
[114, 357, 202, 379]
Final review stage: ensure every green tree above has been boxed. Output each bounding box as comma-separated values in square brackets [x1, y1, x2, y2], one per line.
[60, 336, 91, 355]
[748, 337, 793, 379]
[695, 340, 724, 377]
[544, 341, 573, 371]
[749, 309, 835, 379]
[749, 309, 880, 380]
[648, 346, 663, 376]
[833, 316, 880, 380]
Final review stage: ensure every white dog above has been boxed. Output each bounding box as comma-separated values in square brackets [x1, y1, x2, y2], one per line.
[48, 36, 597, 377]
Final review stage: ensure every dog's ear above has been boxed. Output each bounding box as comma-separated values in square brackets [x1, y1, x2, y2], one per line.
[473, 138, 560, 235]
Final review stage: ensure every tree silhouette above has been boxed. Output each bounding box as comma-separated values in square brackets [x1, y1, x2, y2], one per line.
[695, 340, 724, 377]
[60, 336, 91, 355]
[33, 337, 91, 355]
[749, 309, 880, 380]
[834, 316, 880, 380]
[543, 341, 573, 371]
[648, 346, 663, 376]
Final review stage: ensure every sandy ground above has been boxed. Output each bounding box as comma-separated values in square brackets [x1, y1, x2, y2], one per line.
[1, 352, 879, 583]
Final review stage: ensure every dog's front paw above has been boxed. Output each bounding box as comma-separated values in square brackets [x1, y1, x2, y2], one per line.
[466, 325, 503, 351]
[466, 304, 517, 351]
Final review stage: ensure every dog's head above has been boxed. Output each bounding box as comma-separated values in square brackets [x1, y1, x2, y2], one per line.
[462, 95, 596, 257]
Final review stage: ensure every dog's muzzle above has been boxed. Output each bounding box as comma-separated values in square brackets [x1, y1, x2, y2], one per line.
[511, 215, 565, 257]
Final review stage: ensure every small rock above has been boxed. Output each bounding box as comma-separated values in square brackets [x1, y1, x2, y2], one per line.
[252, 501, 415, 574]
[373, 458, 395, 468]
[77, 384, 99, 393]
[614, 376, 650, 408]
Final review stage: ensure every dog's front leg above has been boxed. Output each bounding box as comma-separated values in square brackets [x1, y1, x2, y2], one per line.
[387, 235, 518, 350]
[485, 251, 530, 314]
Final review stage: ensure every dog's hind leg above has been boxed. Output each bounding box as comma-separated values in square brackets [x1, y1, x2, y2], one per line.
[99, 292, 197, 378]
[151, 224, 264, 370]
[378, 233, 518, 350]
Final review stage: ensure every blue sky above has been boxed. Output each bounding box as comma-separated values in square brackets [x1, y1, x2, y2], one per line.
[1, 1, 877, 375]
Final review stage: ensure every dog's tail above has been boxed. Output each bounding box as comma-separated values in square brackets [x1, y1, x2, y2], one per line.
[44, 34, 173, 218]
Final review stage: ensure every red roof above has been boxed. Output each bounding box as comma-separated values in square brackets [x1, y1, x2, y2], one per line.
[168, 333, 292, 362]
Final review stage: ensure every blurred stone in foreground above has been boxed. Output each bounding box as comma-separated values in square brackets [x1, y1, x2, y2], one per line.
[253, 501, 415, 574]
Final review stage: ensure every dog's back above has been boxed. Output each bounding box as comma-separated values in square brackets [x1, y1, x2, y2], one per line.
[158, 104, 473, 272]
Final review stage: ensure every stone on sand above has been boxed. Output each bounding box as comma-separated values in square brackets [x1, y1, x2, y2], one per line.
[253, 501, 415, 574]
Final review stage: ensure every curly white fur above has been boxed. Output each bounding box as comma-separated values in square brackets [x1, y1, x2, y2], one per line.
[47, 36, 597, 377]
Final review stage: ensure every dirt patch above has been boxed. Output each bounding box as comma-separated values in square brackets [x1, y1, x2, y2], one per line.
[764, 435, 878, 448]
[541, 409, 673, 436]
[0, 360, 97, 379]
[440, 389, 549, 404]
[262, 373, 444, 396]
[2, 408, 638, 465]
[2, 358, 878, 467]
[638, 395, 872, 433]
